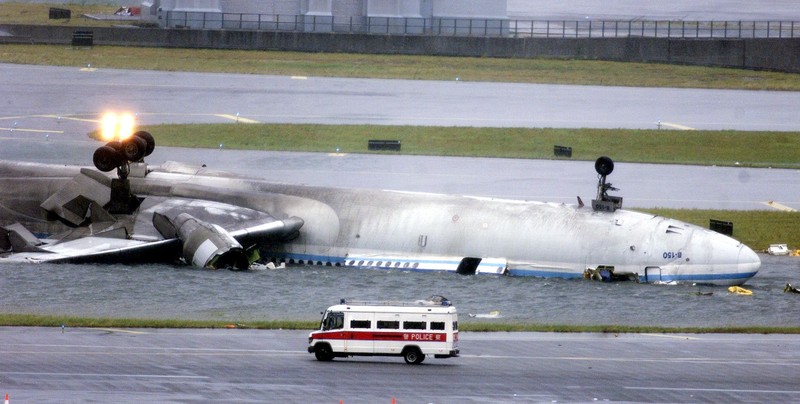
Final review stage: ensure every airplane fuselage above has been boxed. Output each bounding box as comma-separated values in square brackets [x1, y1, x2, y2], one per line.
[0, 161, 760, 285]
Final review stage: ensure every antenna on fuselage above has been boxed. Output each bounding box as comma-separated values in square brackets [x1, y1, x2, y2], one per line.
[591, 156, 623, 212]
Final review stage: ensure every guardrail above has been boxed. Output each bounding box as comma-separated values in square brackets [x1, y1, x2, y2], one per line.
[163, 11, 799, 38]
[511, 20, 799, 39]
[164, 12, 509, 36]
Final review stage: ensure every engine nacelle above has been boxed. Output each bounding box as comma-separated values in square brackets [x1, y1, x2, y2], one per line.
[155, 212, 250, 270]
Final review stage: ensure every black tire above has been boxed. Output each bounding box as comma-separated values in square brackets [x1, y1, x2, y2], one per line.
[133, 131, 155, 156]
[121, 136, 147, 162]
[314, 344, 334, 361]
[595, 156, 614, 176]
[93, 145, 122, 172]
[403, 348, 425, 365]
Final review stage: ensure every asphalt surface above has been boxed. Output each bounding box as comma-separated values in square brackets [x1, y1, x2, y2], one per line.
[3, 327, 800, 403]
[3, 64, 800, 131]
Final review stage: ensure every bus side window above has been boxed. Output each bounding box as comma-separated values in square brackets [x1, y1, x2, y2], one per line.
[430, 322, 445, 330]
[350, 320, 371, 329]
[377, 320, 399, 329]
[323, 312, 344, 330]
[403, 321, 426, 330]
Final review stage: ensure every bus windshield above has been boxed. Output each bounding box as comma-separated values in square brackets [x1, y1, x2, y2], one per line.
[321, 311, 344, 331]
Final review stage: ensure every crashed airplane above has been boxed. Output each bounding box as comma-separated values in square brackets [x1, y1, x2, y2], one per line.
[0, 127, 760, 285]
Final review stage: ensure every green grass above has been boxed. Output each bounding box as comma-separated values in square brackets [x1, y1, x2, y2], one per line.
[2, 314, 799, 333]
[116, 124, 800, 169]
[639, 209, 800, 251]
[2, 43, 800, 90]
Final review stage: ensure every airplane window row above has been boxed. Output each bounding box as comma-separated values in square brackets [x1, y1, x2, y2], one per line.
[346, 260, 420, 269]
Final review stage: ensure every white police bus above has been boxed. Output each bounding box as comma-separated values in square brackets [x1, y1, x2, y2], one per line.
[308, 297, 459, 364]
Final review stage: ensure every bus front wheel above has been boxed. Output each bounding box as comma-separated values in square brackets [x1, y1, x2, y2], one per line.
[314, 344, 334, 361]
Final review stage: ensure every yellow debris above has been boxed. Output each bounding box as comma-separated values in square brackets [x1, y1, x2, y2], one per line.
[727, 286, 753, 295]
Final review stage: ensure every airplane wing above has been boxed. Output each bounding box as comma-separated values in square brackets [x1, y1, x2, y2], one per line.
[0, 236, 179, 264]
[1, 168, 304, 269]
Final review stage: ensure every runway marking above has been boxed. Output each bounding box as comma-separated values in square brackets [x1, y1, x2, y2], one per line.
[80, 67, 97, 72]
[216, 114, 260, 124]
[39, 114, 100, 123]
[459, 354, 800, 366]
[641, 333, 701, 340]
[94, 328, 149, 335]
[658, 121, 696, 130]
[0, 127, 64, 134]
[0, 114, 99, 123]
[0, 371, 207, 379]
[291, 76, 308, 80]
[626, 386, 800, 395]
[762, 201, 797, 212]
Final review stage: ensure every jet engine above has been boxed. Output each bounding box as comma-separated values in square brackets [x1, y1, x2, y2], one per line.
[153, 212, 251, 270]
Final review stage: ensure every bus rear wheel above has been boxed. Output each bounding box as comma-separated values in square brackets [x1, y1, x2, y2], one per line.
[403, 348, 425, 365]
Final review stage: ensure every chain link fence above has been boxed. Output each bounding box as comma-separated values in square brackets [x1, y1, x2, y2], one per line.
[163, 11, 799, 39]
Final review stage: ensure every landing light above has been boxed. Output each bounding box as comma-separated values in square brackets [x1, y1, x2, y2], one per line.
[101, 112, 136, 141]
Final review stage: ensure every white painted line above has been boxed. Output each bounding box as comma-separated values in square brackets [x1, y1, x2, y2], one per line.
[0, 371, 207, 379]
[93, 328, 149, 335]
[216, 114, 260, 124]
[40, 114, 100, 123]
[291, 76, 308, 80]
[626, 386, 800, 394]
[0, 127, 64, 134]
[659, 121, 696, 130]
[762, 201, 798, 212]
[641, 333, 701, 340]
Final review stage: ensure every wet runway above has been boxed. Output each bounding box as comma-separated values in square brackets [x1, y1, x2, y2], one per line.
[3, 64, 800, 131]
[3, 327, 800, 403]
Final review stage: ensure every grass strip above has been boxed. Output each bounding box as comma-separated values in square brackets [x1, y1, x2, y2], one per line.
[639, 209, 800, 251]
[124, 124, 800, 169]
[2, 43, 800, 91]
[2, 314, 798, 333]
[0, 313, 314, 330]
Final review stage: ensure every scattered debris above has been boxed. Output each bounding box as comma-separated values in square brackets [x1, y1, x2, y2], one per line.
[583, 266, 638, 282]
[728, 286, 753, 295]
[114, 7, 141, 16]
[767, 244, 790, 256]
[784, 283, 800, 294]
[468, 310, 502, 318]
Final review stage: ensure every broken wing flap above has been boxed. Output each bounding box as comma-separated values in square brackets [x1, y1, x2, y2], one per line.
[1, 222, 48, 253]
[152, 212, 304, 270]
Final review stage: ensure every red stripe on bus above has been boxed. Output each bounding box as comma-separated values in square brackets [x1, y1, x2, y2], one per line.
[311, 331, 451, 342]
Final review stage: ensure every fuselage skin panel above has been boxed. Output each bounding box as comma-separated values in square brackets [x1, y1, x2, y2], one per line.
[0, 161, 760, 285]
